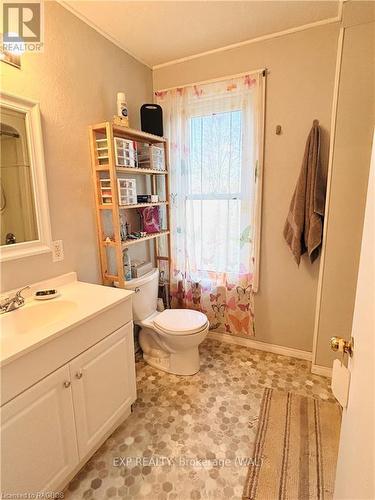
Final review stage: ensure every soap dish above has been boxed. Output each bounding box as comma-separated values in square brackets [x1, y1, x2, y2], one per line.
[34, 289, 60, 300]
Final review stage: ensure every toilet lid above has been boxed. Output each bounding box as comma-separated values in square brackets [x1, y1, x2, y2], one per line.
[153, 309, 208, 335]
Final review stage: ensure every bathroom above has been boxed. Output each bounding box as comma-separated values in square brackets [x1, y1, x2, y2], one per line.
[0, 1, 374, 498]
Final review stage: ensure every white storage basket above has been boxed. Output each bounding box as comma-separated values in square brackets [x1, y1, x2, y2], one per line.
[118, 178, 137, 205]
[114, 137, 137, 168]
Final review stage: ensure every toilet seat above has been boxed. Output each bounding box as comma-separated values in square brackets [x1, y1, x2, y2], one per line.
[153, 309, 208, 336]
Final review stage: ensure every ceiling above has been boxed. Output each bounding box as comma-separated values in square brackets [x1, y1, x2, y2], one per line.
[61, 1, 340, 68]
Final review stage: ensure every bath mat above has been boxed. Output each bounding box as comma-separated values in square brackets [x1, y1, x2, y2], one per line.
[243, 388, 341, 500]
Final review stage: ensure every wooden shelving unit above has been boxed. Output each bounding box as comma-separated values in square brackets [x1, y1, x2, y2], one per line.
[89, 121, 171, 288]
[121, 230, 170, 248]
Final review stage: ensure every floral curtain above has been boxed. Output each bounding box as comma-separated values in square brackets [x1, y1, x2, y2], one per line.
[156, 73, 264, 338]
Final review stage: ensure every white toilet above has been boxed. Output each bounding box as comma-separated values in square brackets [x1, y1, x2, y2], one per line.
[125, 268, 208, 375]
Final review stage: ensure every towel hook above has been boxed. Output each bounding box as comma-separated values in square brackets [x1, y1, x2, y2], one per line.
[313, 119, 319, 126]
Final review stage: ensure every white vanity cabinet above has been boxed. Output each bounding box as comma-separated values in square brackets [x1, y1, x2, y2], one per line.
[1, 365, 79, 495]
[70, 323, 136, 458]
[1, 321, 136, 495]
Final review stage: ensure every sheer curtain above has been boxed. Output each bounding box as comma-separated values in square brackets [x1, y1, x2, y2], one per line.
[156, 73, 264, 337]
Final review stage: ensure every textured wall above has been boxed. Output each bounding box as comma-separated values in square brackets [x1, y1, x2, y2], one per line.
[314, 7, 375, 367]
[0, 1, 153, 292]
[154, 24, 340, 353]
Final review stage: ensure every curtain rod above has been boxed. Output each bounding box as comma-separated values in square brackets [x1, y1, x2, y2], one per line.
[154, 67, 267, 93]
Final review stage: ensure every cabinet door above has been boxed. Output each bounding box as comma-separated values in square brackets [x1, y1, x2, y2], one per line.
[1, 365, 78, 495]
[70, 323, 136, 458]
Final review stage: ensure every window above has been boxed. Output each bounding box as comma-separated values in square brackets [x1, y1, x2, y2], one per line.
[156, 72, 264, 291]
[186, 110, 247, 273]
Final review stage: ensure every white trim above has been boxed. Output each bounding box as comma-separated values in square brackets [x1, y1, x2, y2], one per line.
[252, 71, 266, 293]
[154, 68, 265, 93]
[152, 15, 342, 70]
[311, 364, 332, 378]
[311, 27, 345, 366]
[208, 331, 312, 361]
[0, 92, 52, 262]
[57, 0, 152, 69]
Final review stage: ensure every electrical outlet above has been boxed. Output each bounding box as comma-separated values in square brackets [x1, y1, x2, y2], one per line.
[52, 240, 64, 262]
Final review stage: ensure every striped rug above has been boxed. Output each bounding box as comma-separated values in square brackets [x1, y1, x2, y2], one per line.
[243, 388, 341, 500]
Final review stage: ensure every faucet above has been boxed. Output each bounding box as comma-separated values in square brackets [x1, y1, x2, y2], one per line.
[0, 286, 31, 314]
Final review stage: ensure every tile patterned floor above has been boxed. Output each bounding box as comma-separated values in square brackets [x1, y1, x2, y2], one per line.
[64, 336, 334, 500]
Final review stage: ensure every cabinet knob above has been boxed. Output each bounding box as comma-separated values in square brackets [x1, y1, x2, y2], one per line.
[63, 381, 71, 388]
[75, 371, 83, 379]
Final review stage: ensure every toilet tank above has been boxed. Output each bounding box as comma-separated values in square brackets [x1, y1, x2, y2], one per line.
[124, 268, 159, 321]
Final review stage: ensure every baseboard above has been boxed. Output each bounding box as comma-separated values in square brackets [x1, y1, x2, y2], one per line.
[208, 331, 312, 361]
[311, 364, 332, 378]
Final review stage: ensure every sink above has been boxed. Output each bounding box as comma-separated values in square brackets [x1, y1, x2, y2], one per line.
[1, 300, 77, 337]
[0, 272, 133, 367]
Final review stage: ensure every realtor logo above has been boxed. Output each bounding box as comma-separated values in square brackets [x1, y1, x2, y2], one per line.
[2, 1, 44, 52]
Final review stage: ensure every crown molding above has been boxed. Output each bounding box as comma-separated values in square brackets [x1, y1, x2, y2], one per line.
[152, 14, 342, 70]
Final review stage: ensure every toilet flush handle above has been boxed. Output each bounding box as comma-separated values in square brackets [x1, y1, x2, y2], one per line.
[134, 287, 141, 293]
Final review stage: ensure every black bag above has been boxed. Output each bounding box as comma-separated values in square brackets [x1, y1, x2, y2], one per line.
[140, 104, 163, 137]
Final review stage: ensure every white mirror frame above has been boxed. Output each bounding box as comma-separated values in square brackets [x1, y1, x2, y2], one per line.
[0, 92, 52, 262]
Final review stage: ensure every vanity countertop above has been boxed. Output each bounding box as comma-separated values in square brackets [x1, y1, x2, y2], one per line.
[0, 273, 133, 367]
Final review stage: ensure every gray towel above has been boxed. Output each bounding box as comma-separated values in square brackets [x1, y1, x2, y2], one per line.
[283, 120, 326, 265]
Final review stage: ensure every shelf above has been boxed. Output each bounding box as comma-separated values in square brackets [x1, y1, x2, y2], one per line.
[95, 164, 110, 171]
[92, 122, 166, 144]
[121, 230, 170, 248]
[101, 230, 170, 248]
[96, 165, 168, 175]
[119, 201, 168, 209]
[116, 167, 168, 175]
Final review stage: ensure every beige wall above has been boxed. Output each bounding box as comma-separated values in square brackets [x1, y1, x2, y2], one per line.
[314, 9, 375, 367]
[154, 24, 340, 352]
[333, 133, 374, 500]
[0, 1, 153, 292]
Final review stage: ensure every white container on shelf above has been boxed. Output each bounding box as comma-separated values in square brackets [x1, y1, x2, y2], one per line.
[114, 137, 137, 167]
[137, 144, 165, 171]
[118, 178, 137, 205]
[117, 92, 129, 127]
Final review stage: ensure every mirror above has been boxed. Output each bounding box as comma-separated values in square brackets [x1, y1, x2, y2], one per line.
[0, 92, 52, 261]
[1, 108, 39, 245]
